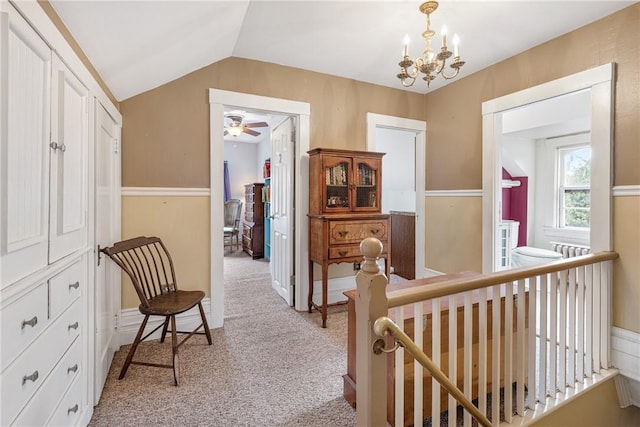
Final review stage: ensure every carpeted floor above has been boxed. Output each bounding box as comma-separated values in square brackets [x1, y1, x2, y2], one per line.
[89, 249, 357, 427]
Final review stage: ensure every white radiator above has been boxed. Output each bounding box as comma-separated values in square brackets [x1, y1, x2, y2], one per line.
[551, 241, 591, 258]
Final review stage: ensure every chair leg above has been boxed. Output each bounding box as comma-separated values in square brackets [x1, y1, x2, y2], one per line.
[170, 315, 179, 386]
[160, 317, 169, 342]
[160, 317, 170, 343]
[198, 302, 213, 345]
[119, 314, 150, 380]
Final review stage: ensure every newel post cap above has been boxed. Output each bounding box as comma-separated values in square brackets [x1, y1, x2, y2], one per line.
[360, 237, 382, 273]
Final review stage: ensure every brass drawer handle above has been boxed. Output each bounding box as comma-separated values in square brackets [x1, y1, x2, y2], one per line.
[370, 228, 380, 235]
[67, 404, 79, 415]
[21, 316, 38, 329]
[69, 281, 80, 290]
[22, 370, 39, 385]
[68, 321, 79, 331]
[67, 364, 78, 374]
[338, 231, 348, 238]
[338, 251, 347, 257]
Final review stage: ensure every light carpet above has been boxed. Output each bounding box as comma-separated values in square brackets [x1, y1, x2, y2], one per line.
[89, 250, 356, 427]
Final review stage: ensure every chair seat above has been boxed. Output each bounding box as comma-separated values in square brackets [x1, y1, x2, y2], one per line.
[140, 290, 206, 316]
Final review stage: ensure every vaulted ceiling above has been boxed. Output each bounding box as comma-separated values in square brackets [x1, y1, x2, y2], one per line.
[50, 1, 635, 102]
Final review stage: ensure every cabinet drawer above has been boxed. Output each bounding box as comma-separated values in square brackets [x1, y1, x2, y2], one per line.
[0, 300, 81, 425]
[328, 245, 361, 259]
[243, 225, 253, 239]
[11, 338, 81, 427]
[47, 371, 83, 427]
[1, 282, 49, 371]
[49, 259, 83, 320]
[328, 241, 388, 260]
[329, 220, 388, 244]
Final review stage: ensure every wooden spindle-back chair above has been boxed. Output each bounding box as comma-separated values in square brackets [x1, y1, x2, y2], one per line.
[100, 236, 212, 385]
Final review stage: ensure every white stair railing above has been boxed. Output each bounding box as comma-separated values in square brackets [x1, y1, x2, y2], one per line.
[355, 237, 618, 427]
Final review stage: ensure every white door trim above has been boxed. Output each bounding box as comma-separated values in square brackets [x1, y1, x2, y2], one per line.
[209, 89, 310, 328]
[481, 63, 614, 273]
[366, 113, 426, 279]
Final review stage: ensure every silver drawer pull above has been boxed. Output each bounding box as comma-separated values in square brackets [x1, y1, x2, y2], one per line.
[69, 281, 80, 290]
[67, 404, 78, 415]
[68, 321, 79, 331]
[21, 316, 38, 329]
[22, 370, 39, 385]
[67, 364, 78, 374]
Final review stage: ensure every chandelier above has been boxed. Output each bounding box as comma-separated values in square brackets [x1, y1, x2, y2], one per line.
[397, 1, 465, 88]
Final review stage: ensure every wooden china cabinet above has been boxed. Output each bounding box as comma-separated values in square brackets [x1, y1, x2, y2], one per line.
[307, 148, 390, 327]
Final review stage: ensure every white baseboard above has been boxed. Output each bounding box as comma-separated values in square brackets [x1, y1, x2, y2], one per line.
[312, 276, 355, 305]
[424, 267, 445, 277]
[117, 298, 212, 347]
[612, 326, 640, 407]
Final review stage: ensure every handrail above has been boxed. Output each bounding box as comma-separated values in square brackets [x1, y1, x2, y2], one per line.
[373, 316, 493, 427]
[387, 251, 618, 309]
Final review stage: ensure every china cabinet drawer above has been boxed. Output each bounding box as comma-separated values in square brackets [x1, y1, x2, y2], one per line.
[0, 282, 49, 371]
[49, 259, 83, 320]
[329, 220, 388, 244]
[0, 300, 81, 425]
[328, 245, 361, 259]
[11, 338, 81, 427]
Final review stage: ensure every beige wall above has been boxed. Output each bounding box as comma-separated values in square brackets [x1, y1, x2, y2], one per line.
[119, 4, 640, 333]
[530, 377, 640, 426]
[121, 196, 210, 308]
[120, 58, 425, 188]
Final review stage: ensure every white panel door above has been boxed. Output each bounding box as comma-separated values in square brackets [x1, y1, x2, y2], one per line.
[271, 117, 295, 305]
[49, 54, 89, 262]
[0, 5, 52, 287]
[94, 103, 120, 403]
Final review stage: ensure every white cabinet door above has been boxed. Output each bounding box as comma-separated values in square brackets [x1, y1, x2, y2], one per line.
[48, 54, 89, 262]
[0, 5, 52, 287]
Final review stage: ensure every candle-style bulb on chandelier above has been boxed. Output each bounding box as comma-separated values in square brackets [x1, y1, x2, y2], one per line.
[397, 1, 465, 88]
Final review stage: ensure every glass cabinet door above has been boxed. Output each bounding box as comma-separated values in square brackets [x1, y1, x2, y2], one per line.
[354, 160, 379, 209]
[324, 159, 350, 210]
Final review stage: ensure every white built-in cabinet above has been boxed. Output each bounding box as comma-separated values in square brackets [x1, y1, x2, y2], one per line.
[0, 3, 99, 426]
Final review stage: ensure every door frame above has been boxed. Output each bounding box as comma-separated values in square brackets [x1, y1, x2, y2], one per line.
[209, 89, 310, 328]
[366, 113, 426, 278]
[481, 63, 614, 273]
[92, 99, 122, 404]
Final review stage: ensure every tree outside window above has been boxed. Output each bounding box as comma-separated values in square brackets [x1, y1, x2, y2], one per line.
[558, 145, 591, 228]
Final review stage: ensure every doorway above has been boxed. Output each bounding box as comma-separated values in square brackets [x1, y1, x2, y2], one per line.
[209, 89, 310, 328]
[366, 113, 426, 279]
[482, 64, 614, 273]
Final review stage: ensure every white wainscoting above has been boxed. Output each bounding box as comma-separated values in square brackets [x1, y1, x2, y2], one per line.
[613, 185, 640, 197]
[121, 187, 210, 197]
[612, 326, 640, 407]
[117, 298, 212, 347]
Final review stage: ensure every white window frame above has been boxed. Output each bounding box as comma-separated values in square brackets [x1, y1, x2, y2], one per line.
[557, 143, 591, 230]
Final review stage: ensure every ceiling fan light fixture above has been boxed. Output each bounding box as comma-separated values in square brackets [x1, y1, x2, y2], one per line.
[227, 125, 244, 137]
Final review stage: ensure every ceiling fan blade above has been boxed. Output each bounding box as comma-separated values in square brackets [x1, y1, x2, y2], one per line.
[244, 121, 268, 128]
[244, 128, 260, 137]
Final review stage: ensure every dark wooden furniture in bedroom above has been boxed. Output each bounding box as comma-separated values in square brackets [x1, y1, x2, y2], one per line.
[242, 182, 264, 259]
[390, 210, 416, 280]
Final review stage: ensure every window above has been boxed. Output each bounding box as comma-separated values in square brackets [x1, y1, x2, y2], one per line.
[558, 145, 591, 228]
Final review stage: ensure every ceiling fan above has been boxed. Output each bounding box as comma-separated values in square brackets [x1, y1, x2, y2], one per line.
[224, 114, 268, 137]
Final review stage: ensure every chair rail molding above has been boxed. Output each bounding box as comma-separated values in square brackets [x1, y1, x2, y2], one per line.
[121, 187, 211, 197]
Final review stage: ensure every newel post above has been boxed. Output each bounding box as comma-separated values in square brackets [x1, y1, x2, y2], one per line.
[355, 237, 389, 426]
